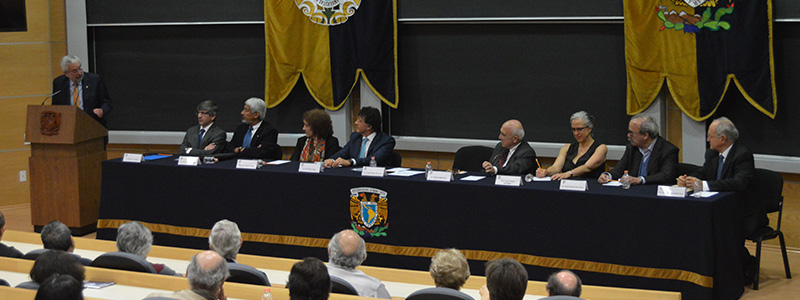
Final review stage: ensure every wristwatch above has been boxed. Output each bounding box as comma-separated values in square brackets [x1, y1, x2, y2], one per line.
[567, 170, 573, 177]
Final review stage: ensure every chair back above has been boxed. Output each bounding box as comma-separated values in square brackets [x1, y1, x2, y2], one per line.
[677, 163, 701, 176]
[453, 146, 494, 172]
[389, 151, 403, 168]
[0, 279, 9, 287]
[22, 249, 47, 261]
[751, 168, 783, 214]
[406, 287, 475, 300]
[90, 251, 157, 273]
[15, 281, 39, 290]
[330, 275, 359, 295]
[226, 262, 271, 286]
[142, 298, 180, 300]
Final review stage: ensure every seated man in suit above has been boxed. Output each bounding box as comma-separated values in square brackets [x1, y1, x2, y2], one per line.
[479, 258, 527, 300]
[326, 229, 391, 299]
[146, 251, 229, 300]
[40, 221, 92, 266]
[324, 107, 396, 167]
[482, 119, 537, 175]
[51, 55, 112, 127]
[0, 210, 23, 258]
[179, 100, 227, 157]
[224, 97, 280, 160]
[543, 270, 584, 300]
[598, 114, 679, 185]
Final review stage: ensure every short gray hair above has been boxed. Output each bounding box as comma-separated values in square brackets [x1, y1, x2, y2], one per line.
[187, 252, 229, 293]
[60, 55, 81, 72]
[209, 219, 241, 261]
[244, 97, 267, 120]
[197, 100, 219, 117]
[631, 114, 659, 138]
[328, 230, 366, 269]
[712, 117, 739, 142]
[116, 221, 153, 259]
[570, 111, 594, 128]
[41, 221, 72, 251]
[429, 248, 470, 290]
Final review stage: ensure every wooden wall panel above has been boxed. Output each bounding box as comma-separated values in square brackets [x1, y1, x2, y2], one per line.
[49, 0, 67, 42]
[50, 42, 67, 79]
[0, 0, 49, 43]
[0, 44, 52, 97]
[0, 97, 39, 150]
[0, 150, 31, 206]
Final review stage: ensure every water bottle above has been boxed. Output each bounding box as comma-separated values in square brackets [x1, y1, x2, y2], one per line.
[620, 170, 631, 189]
[262, 287, 273, 300]
[425, 161, 433, 178]
[369, 156, 377, 167]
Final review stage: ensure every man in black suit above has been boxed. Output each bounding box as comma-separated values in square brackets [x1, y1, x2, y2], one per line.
[224, 97, 280, 160]
[0, 210, 23, 258]
[482, 119, 537, 175]
[598, 114, 678, 185]
[51, 55, 112, 127]
[179, 100, 227, 157]
[325, 106, 396, 167]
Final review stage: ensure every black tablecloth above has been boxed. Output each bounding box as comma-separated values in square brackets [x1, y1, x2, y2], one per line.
[97, 157, 744, 300]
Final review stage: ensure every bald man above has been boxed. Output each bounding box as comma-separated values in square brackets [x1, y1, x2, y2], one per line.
[146, 251, 229, 300]
[326, 230, 391, 299]
[482, 119, 538, 175]
[542, 270, 584, 299]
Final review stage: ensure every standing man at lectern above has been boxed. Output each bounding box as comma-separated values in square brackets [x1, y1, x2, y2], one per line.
[51, 55, 113, 128]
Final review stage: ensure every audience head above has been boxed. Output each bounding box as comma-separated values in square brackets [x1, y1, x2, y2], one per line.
[41, 221, 73, 252]
[356, 106, 382, 134]
[0, 210, 6, 239]
[242, 97, 267, 124]
[197, 100, 219, 126]
[186, 250, 229, 294]
[546, 270, 582, 297]
[708, 116, 739, 152]
[60, 55, 84, 83]
[499, 119, 525, 149]
[327, 229, 366, 269]
[628, 114, 659, 147]
[570, 111, 595, 142]
[287, 257, 331, 300]
[429, 248, 470, 290]
[209, 219, 242, 261]
[303, 109, 334, 139]
[35, 274, 84, 300]
[30, 250, 85, 284]
[116, 221, 153, 259]
[484, 258, 528, 300]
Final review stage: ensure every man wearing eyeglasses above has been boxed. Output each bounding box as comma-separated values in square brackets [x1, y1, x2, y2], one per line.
[482, 119, 537, 175]
[179, 100, 227, 157]
[598, 114, 678, 185]
[51, 55, 113, 128]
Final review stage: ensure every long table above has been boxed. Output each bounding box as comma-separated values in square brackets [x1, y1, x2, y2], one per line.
[97, 157, 744, 300]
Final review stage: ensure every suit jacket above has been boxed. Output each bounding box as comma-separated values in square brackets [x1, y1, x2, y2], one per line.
[290, 135, 341, 161]
[689, 144, 754, 192]
[223, 121, 281, 160]
[331, 132, 396, 166]
[489, 141, 537, 175]
[51, 72, 113, 127]
[608, 138, 679, 185]
[179, 123, 227, 157]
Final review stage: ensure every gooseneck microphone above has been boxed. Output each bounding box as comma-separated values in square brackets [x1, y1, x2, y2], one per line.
[41, 90, 61, 105]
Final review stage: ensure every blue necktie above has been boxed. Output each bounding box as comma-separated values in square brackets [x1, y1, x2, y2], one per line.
[359, 137, 369, 158]
[243, 126, 253, 148]
[639, 155, 649, 177]
[198, 129, 205, 147]
[716, 155, 724, 180]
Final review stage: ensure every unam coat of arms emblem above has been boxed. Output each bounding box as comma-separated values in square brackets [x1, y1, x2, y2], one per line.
[349, 187, 388, 237]
[295, 0, 361, 26]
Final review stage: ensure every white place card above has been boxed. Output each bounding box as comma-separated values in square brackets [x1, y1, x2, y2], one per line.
[560, 179, 588, 191]
[298, 162, 323, 173]
[122, 153, 143, 163]
[235, 159, 260, 169]
[495, 175, 522, 186]
[460, 175, 485, 182]
[361, 166, 386, 177]
[658, 185, 687, 198]
[427, 170, 453, 182]
[177, 156, 200, 166]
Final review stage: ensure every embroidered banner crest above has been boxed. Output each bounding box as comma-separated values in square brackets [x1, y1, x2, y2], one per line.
[295, 0, 361, 26]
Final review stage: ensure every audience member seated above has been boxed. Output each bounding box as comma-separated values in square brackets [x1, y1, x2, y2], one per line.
[536, 111, 607, 180]
[35, 274, 84, 300]
[479, 258, 527, 300]
[116, 221, 177, 275]
[19, 250, 85, 290]
[326, 229, 391, 299]
[209, 219, 269, 284]
[429, 248, 470, 290]
[324, 106, 396, 168]
[542, 270, 584, 300]
[482, 119, 537, 175]
[287, 257, 331, 300]
[146, 251, 229, 300]
[291, 109, 342, 162]
[40, 221, 92, 266]
[0, 210, 23, 258]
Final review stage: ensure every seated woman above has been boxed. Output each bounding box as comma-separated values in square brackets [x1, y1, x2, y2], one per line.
[20, 250, 85, 290]
[429, 248, 470, 290]
[116, 221, 177, 275]
[290, 109, 342, 162]
[536, 111, 607, 180]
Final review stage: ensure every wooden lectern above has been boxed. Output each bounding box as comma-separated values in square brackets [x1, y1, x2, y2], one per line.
[25, 105, 107, 235]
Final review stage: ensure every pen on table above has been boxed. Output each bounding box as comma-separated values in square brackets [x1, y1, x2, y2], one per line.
[536, 158, 542, 169]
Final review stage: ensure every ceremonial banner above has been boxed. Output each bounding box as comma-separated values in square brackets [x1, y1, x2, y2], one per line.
[625, 0, 776, 121]
[265, 0, 398, 110]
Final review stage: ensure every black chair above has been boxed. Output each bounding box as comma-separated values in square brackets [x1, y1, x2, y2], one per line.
[22, 249, 47, 261]
[746, 168, 791, 290]
[90, 251, 157, 273]
[142, 298, 178, 300]
[15, 281, 39, 290]
[0, 278, 9, 287]
[330, 275, 358, 296]
[677, 162, 701, 175]
[406, 287, 475, 300]
[389, 151, 403, 168]
[452, 146, 494, 172]
[226, 263, 271, 286]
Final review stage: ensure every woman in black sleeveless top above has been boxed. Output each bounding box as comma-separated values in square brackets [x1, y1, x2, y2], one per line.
[535, 111, 608, 180]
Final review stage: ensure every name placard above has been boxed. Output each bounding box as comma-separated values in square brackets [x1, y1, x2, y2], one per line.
[657, 185, 687, 198]
[361, 166, 386, 177]
[559, 179, 588, 191]
[495, 175, 522, 186]
[427, 170, 453, 182]
[122, 153, 143, 163]
[298, 162, 323, 173]
[235, 159, 260, 169]
[177, 156, 200, 166]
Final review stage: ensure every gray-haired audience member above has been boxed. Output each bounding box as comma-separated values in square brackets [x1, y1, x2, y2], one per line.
[209, 219, 243, 262]
[479, 258, 528, 300]
[146, 250, 229, 300]
[326, 229, 391, 299]
[287, 257, 331, 300]
[35, 274, 84, 300]
[0, 210, 24, 258]
[40, 221, 92, 266]
[543, 270, 583, 299]
[429, 248, 470, 290]
[179, 100, 228, 157]
[116, 221, 176, 275]
[22, 250, 85, 290]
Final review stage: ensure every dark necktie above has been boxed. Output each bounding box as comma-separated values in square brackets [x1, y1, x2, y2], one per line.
[243, 126, 253, 148]
[716, 155, 724, 180]
[198, 128, 205, 147]
[498, 150, 509, 167]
